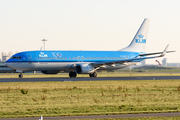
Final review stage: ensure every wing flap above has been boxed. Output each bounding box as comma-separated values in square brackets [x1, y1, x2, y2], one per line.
[92, 56, 157, 66]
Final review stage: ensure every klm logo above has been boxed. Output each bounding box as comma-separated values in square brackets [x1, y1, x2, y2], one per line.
[138, 34, 144, 38]
[135, 34, 146, 43]
[39, 52, 48, 57]
[86, 66, 89, 70]
[136, 39, 146, 43]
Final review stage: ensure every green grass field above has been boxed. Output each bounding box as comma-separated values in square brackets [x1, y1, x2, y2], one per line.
[0, 80, 180, 118]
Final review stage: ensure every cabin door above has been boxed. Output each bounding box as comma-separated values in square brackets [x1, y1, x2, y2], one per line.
[26, 53, 33, 63]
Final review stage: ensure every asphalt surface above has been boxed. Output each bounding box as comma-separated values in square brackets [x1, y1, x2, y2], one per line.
[0, 112, 180, 120]
[0, 76, 180, 82]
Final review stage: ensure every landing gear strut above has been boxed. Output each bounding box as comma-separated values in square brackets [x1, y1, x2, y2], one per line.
[19, 73, 23, 78]
[69, 71, 77, 78]
[89, 72, 97, 78]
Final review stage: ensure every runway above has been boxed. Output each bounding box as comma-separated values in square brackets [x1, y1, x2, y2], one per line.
[0, 112, 180, 120]
[0, 76, 180, 82]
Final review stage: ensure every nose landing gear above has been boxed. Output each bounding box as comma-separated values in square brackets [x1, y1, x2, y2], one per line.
[19, 73, 23, 78]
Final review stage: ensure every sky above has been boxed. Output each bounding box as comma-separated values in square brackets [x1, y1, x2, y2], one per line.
[0, 0, 180, 64]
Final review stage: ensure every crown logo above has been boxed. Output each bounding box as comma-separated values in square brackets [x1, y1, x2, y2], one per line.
[138, 34, 144, 38]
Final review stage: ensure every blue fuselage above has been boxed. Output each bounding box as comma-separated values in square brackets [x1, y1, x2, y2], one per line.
[5, 50, 142, 72]
[6, 51, 141, 62]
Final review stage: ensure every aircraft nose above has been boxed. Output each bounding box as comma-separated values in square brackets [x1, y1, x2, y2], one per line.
[5, 59, 11, 67]
[5, 61, 9, 66]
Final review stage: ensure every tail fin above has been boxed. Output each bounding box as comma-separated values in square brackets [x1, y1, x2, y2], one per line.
[119, 18, 150, 52]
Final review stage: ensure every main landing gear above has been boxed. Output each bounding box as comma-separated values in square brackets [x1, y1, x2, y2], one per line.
[69, 72, 97, 78]
[69, 71, 77, 78]
[19, 73, 23, 78]
[89, 72, 97, 78]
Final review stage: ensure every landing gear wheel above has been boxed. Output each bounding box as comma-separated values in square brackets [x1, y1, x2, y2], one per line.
[73, 72, 77, 77]
[69, 72, 73, 78]
[92, 72, 97, 78]
[89, 73, 93, 78]
[89, 72, 97, 78]
[19, 74, 23, 78]
[69, 72, 77, 78]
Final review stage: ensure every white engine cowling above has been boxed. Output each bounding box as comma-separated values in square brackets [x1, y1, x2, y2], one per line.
[75, 64, 95, 74]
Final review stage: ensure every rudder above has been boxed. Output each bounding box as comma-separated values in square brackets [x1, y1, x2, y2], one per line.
[120, 18, 150, 52]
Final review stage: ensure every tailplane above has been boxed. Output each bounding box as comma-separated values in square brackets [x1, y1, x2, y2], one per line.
[120, 18, 150, 52]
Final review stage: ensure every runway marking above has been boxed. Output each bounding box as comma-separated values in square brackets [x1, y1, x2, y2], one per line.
[0, 76, 180, 82]
[0, 112, 180, 120]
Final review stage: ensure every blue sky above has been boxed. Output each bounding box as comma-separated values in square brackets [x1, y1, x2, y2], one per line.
[0, 0, 179, 64]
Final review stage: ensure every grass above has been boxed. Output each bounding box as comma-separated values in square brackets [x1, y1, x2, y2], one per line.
[0, 80, 180, 118]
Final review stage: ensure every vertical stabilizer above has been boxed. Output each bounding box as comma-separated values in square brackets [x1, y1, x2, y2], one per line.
[119, 18, 150, 52]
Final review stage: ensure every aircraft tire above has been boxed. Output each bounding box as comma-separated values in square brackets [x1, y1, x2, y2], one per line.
[19, 74, 23, 78]
[69, 72, 73, 78]
[72, 72, 77, 77]
[89, 73, 93, 78]
[92, 72, 97, 78]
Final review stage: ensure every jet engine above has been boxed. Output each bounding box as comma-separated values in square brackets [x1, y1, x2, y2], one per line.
[41, 70, 60, 74]
[75, 64, 95, 74]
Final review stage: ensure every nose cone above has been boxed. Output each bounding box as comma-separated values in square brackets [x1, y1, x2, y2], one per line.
[5, 58, 17, 70]
[5, 59, 12, 68]
[5, 58, 9, 65]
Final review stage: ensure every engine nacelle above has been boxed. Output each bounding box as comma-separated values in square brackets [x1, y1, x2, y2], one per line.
[41, 70, 60, 74]
[75, 64, 95, 74]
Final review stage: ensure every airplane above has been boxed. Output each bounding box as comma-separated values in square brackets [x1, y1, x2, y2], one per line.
[5, 18, 175, 78]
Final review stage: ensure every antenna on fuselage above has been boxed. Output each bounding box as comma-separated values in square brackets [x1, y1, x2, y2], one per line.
[41, 39, 47, 50]
[40, 46, 42, 51]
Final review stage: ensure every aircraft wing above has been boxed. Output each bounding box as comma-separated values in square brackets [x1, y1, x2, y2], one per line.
[92, 44, 175, 66]
[139, 51, 175, 56]
[92, 55, 162, 66]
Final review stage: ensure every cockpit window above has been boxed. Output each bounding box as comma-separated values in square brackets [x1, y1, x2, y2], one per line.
[11, 56, 21, 59]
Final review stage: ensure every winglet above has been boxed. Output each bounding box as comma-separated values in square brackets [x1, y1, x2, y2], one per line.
[160, 44, 169, 57]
